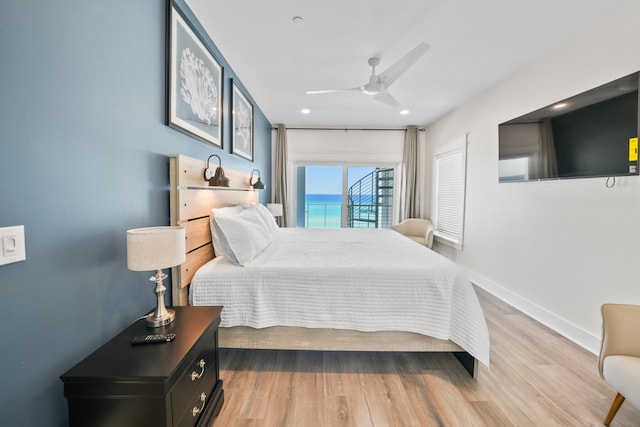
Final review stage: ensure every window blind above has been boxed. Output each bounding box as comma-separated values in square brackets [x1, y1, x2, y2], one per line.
[433, 137, 467, 246]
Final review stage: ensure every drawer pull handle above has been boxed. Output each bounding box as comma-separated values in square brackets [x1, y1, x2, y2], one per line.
[192, 392, 207, 417]
[191, 359, 206, 381]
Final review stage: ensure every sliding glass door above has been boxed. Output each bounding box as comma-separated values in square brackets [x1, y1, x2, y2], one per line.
[296, 165, 393, 228]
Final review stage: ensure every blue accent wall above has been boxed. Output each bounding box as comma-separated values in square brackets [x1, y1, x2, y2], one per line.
[0, 1, 271, 425]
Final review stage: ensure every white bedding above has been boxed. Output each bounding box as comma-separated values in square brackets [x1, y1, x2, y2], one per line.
[190, 228, 490, 366]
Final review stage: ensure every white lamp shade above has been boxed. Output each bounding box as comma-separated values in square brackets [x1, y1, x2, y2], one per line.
[127, 226, 186, 271]
[266, 203, 283, 217]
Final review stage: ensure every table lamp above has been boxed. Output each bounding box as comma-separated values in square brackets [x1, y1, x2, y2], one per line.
[126, 226, 186, 327]
[266, 203, 283, 226]
[266, 203, 283, 217]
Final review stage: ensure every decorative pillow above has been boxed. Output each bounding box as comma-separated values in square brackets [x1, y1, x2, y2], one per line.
[212, 207, 272, 266]
[210, 205, 245, 259]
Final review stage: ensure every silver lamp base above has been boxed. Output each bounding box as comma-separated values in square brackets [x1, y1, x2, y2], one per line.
[146, 270, 176, 328]
[146, 308, 175, 327]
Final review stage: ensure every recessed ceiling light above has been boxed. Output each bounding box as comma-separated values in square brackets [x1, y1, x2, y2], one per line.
[552, 103, 568, 110]
[400, 109, 410, 115]
[301, 108, 311, 114]
[292, 16, 304, 25]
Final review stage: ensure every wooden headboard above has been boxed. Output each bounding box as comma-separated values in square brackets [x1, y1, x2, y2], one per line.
[169, 154, 259, 306]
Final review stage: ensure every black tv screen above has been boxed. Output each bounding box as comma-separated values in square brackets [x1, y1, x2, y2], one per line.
[498, 72, 639, 182]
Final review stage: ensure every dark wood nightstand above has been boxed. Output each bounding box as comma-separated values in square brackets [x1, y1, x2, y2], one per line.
[61, 306, 224, 427]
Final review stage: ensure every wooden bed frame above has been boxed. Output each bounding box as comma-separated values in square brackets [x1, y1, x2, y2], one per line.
[169, 154, 478, 378]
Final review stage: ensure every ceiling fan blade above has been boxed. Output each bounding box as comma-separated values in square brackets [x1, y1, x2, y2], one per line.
[373, 92, 401, 107]
[306, 88, 361, 95]
[378, 42, 430, 88]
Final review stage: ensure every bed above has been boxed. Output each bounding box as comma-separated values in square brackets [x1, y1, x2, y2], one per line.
[169, 154, 490, 378]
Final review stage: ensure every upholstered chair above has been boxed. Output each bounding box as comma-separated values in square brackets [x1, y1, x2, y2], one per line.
[391, 218, 434, 248]
[598, 303, 640, 426]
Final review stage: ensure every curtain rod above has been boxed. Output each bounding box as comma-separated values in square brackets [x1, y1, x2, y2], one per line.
[271, 127, 426, 132]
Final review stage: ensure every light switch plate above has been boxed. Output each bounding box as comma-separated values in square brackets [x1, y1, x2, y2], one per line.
[0, 225, 26, 266]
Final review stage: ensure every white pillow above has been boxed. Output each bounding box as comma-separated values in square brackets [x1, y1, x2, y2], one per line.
[240, 203, 279, 234]
[253, 203, 279, 233]
[212, 205, 245, 217]
[239, 207, 272, 241]
[212, 208, 272, 266]
[210, 205, 245, 259]
[241, 203, 278, 234]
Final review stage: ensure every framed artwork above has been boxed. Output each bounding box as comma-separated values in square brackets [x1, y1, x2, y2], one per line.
[167, 2, 223, 147]
[231, 80, 254, 161]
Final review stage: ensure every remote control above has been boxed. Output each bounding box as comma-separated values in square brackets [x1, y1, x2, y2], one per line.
[131, 333, 176, 345]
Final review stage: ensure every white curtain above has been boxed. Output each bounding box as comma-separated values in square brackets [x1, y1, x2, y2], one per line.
[399, 127, 422, 221]
[273, 124, 290, 226]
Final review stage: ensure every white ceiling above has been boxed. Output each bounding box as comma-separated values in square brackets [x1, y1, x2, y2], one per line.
[186, 0, 623, 128]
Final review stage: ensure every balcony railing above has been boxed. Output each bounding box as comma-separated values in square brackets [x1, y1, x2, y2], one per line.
[305, 203, 341, 228]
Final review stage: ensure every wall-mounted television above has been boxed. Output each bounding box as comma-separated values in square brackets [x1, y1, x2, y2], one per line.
[498, 72, 639, 182]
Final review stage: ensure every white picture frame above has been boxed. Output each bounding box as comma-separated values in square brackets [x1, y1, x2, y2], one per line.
[167, 2, 223, 147]
[231, 79, 254, 161]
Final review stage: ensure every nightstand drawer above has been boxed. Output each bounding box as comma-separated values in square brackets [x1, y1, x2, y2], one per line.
[175, 364, 218, 427]
[171, 347, 217, 425]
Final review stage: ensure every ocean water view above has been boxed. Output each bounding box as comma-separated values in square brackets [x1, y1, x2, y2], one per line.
[305, 194, 342, 228]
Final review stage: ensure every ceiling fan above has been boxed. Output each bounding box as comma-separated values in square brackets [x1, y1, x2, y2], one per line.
[306, 42, 430, 107]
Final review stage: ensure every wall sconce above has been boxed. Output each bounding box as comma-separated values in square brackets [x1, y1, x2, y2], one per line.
[203, 154, 230, 187]
[249, 169, 265, 190]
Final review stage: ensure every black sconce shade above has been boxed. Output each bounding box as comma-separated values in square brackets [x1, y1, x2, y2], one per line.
[250, 169, 265, 190]
[204, 154, 230, 187]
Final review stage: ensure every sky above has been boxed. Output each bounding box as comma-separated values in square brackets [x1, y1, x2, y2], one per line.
[305, 166, 375, 194]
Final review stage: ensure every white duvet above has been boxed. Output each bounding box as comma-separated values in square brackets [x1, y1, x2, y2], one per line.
[190, 228, 490, 366]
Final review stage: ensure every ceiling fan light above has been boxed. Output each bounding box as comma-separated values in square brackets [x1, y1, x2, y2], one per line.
[362, 81, 384, 95]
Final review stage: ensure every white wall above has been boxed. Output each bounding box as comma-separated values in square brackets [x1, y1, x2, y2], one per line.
[425, 0, 640, 353]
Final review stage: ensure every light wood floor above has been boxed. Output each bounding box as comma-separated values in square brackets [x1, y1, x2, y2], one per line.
[210, 288, 640, 426]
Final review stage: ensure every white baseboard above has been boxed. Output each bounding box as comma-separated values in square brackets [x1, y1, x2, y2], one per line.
[467, 269, 601, 355]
